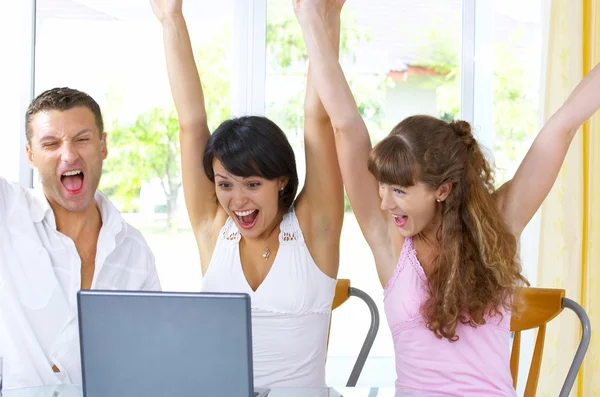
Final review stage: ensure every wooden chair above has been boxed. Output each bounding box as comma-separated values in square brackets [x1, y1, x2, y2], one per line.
[510, 287, 591, 397]
[329, 279, 380, 387]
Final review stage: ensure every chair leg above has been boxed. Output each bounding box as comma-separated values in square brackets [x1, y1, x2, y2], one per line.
[559, 298, 591, 397]
[345, 287, 380, 387]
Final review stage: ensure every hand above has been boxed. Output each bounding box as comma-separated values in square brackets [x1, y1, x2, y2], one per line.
[150, 0, 183, 23]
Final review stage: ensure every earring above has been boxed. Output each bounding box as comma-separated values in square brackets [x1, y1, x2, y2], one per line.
[436, 198, 441, 203]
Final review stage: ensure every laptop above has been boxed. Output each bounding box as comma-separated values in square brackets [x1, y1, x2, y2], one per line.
[78, 290, 269, 397]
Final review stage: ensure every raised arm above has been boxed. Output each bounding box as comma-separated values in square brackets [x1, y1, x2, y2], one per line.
[152, 0, 220, 233]
[295, 0, 344, 279]
[294, 0, 395, 265]
[499, 62, 600, 236]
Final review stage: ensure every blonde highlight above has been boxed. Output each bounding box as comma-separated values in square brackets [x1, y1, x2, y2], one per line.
[372, 115, 528, 341]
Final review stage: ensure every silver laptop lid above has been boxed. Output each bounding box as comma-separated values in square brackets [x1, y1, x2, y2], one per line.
[78, 290, 255, 397]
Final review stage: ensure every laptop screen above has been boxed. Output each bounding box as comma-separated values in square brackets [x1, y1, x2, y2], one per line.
[78, 291, 256, 397]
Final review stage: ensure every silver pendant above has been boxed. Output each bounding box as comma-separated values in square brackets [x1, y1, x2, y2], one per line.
[262, 247, 270, 261]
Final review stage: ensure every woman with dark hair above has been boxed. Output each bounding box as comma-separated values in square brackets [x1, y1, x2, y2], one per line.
[151, 0, 345, 389]
[295, 0, 600, 395]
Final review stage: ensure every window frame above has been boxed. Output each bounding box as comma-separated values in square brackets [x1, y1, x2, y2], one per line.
[16, 0, 541, 390]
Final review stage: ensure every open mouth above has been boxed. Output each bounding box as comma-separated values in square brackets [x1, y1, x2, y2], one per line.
[393, 215, 408, 228]
[61, 169, 85, 194]
[234, 209, 259, 230]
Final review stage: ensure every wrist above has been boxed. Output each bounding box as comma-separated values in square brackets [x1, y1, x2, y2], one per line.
[297, 7, 324, 25]
[161, 12, 185, 27]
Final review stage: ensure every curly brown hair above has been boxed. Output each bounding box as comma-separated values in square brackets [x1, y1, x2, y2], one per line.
[368, 115, 528, 341]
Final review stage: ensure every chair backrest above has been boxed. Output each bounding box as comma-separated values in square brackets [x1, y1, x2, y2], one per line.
[329, 279, 380, 387]
[510, 287, 591, 397]
[332, 279, 351, 310]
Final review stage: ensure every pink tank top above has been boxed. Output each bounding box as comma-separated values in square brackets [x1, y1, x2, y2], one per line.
[384, 237, 516, 396]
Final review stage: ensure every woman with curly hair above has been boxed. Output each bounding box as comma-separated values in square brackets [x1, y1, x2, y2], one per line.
[294, 0, 600, 395]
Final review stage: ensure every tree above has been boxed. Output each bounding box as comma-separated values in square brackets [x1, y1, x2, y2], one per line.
[102, 25, 231, 229]
[265, 3, 389, 211]
[412, 22, 539, 185]
[265, 2, 388, 138]
[102, 6, 388, 224]
[103, 108, 181, 229]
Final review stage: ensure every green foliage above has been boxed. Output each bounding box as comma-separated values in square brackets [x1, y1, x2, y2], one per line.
[266, 1, 369, 71]
[102, 108, 181, 224]
[104, 6, 388, 217]
[102, 25, 232, 225]
[265, 1, 386, 142]
[412, 23, 539, 185]
[492, 42, 538, 158]
[265, 3, 388, 212]
[193, 27, 232, 132]
[411, 16, 461, 76]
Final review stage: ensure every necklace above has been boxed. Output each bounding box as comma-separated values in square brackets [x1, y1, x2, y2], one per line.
[262, 247, 271, 261]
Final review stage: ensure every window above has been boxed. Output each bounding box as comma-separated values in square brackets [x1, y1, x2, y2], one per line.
[35, 0, 236, 291]
[0, 0, 34, 183]
[475, 1, 544, 393]
[6, 0, 544, 389]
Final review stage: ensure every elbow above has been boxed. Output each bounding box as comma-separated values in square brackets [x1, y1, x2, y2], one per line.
[332, 116, 368, 139]
[178, 121, 210, 139]
[179, 118, 208, 133]
[304, 108, 331, 125]
[333, 108, 365, 130]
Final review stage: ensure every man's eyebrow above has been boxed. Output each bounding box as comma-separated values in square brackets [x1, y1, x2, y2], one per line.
[73, 129, 94, 138]
[38, 129, 94, 143]
[38, 134, 58, 143]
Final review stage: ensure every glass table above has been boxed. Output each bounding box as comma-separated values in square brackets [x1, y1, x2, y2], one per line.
[2, 385, 455, 397]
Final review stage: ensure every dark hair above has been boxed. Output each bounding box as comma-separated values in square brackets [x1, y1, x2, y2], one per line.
[203, 116, 299, 211]
[25, 87, 104, 144]
[368, 115, 527, 341]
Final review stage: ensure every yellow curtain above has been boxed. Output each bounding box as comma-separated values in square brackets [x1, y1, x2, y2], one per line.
[581, 0, 600, 395]
[537, 0, 599, 396]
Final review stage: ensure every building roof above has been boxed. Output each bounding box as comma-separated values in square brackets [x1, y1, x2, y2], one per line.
[344, 0, 541, 76]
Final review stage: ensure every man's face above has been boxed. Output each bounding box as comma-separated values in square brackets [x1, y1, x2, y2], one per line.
[26, 106, 107, 213]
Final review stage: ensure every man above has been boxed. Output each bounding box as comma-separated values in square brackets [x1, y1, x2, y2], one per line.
[0, 87, 160, 389]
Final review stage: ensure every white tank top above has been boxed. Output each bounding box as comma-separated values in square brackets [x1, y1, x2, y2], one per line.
[201, 205, 336, 388]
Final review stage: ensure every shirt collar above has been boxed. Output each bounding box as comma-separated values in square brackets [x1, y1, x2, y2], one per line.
[29, 187, 126, 245]
[95, 190, 126, 244]
[29, 186, 53, 225]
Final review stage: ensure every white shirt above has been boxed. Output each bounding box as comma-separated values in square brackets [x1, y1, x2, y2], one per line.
[0, 177, 160, 389]
[201, 205, 336, 388]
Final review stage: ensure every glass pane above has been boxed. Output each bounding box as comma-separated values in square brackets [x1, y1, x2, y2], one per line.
[480, 1, 543, 394]
[265, 0, 463, 386]
[35, 0, 235, 291]
[490, 0, 543, 185]
[0, 1, 33, 182]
